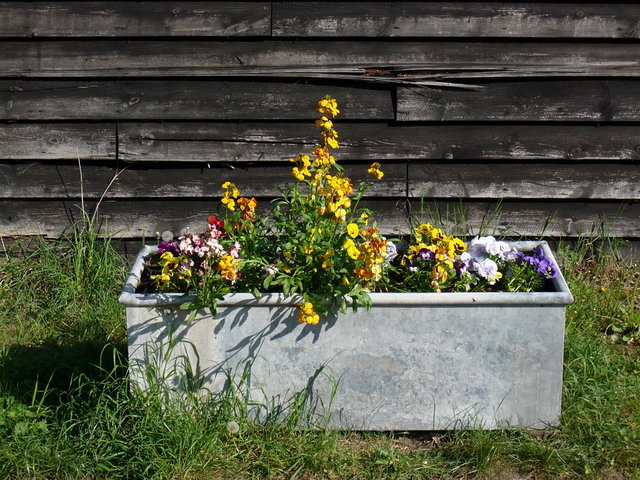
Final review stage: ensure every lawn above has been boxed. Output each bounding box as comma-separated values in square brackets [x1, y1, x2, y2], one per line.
[0, 231, 638, 479]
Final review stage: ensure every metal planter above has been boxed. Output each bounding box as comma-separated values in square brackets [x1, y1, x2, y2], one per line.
[119, 241, 573, 430]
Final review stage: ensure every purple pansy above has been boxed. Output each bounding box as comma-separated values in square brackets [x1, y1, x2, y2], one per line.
[158, 241, 180, 256]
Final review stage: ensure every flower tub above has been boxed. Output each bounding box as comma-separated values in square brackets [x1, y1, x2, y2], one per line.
[119, 240, 573, 430]
[120, 96, 573, 429]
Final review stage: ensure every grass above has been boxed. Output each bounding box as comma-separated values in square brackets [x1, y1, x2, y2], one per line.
[0, 230, 638, 479]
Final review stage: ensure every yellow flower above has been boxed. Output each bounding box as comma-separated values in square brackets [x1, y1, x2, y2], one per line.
[152, 273, 171, 288]
[317, 96, 340, 117]
[237, 196, 257, 219]
[315, 116, 333, 129]
[430, 264, 448, 283]
[297, 302, 320, 325]
[290, 154, 311, 181]
[321, 257, 333, 271]
[367, 162, 384, 180]
[160, 251, 175, 261]
[221, 196, 235, 210]
[221, 181, 240, 211]
[217, 254, 239, 283]
[347, 223, 359, 238]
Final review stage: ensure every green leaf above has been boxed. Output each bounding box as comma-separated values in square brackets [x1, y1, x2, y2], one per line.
[179, 301, 194, 311]
[185, 309, 198, 323]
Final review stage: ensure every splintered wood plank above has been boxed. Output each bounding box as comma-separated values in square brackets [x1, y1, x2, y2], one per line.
[2, 40, 640, 78]
[0, 123, 116, 160]
[0, 2, 271, 37]
[2, 199, 637, 239]
[119, 123, 640, 162]
[0, 162, 405, 198]
[408, 163, 640, 200]
[273, 2, 640, 38]
[0, 199, 410, 238]
[0, 80, 393, 120]
[397, 81, 640, 122]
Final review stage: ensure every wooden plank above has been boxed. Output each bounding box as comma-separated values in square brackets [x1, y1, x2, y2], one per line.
[397, 81, 640, 122]
[0, 2, 271, 37]
[2, 199, 637, 239]
[120, 123, 640, 162]
[408, 163, 640, 200]
[0, 199, 410, 238]
[6, 158, 636, 202]
[273, 2, 640, 38]
[0, 162, 406, 199]
[0, 81, 393, 121]
[407, 201, 640, 238]
[2, 40, 640, 78]
[0, 123, 115, 160]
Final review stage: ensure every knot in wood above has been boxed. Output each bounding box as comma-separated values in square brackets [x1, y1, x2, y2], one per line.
[140, 133, 155, 146]
[568, 146, 583, 157]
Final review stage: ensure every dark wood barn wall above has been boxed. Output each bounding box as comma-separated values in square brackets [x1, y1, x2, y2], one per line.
[1, 1, 639, 249]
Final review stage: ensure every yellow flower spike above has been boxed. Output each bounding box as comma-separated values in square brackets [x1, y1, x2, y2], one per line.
[221, 181, 240, 210]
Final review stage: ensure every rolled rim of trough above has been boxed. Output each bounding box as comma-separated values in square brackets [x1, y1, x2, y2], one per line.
[119, 241, 574, 308]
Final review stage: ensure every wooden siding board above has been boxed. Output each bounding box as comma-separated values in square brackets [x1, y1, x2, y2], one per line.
[0, 123, 116, 160]
[119, 123, 640, 162]
[0, 199, 410, 238]
[0, 162, 406, 199]
[397, 81, 640, 122]
[2, 40, 640, 78]
[5, 160, 636, 202]
[273, 2, 640, 38]
[408, 163, 640, 200]
[407, 200, 640, 238]
[0, 2, 271, 37]
[0, 81, 394, 121]
[2, 199, 637, 239]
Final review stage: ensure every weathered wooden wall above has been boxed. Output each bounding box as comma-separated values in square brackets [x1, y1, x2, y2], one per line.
[1, 1, 639, 248]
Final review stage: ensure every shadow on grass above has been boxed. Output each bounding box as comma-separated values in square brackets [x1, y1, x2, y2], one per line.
[1, 341, 128, 402]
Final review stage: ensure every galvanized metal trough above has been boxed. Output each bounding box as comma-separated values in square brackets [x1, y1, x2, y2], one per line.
[119, 241, 573, 430]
